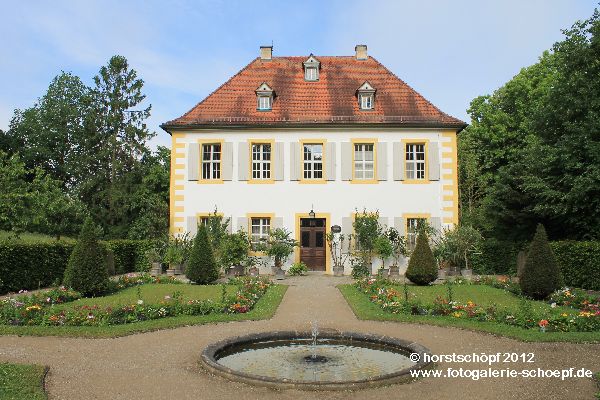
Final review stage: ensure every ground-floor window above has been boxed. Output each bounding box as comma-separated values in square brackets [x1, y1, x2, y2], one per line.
[251, 217, 271, 249]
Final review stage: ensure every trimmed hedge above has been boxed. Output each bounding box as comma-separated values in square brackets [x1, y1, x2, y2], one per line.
[551, 241, 600, 291]
[471, 238, 522, 275]
[0, 240, 152, 294]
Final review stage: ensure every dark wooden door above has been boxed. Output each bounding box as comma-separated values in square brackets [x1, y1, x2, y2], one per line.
[299, 218, 326, 271]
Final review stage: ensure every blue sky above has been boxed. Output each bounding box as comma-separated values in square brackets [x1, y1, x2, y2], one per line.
[0, 0, 597, 148]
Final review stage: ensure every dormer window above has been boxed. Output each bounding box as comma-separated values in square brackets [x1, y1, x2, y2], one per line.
[255, 82, 274, 111]
[357, 81, 376, 110]
[303, 54, 320, 81]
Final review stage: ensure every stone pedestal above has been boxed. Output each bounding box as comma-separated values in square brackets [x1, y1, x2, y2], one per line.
[150, 262, 162, 276]
[333, 266, 344, 276]
[389, 266, 400, 279]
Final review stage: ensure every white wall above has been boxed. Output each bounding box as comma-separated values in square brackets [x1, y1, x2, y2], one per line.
[171, 127, 457, 274]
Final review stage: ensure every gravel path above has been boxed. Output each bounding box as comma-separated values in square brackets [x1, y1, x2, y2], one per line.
[1, 275, 599, 399]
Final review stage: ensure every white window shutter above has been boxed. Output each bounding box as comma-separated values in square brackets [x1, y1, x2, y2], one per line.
[225, 216, 233, 234]
[272, 217, 283, 229]
[326, 142, 336, 181]
[342, 217, 353, 236]
[187, 216, 198, 237]
[236, 217, 248, 232]
[222, 142, 233, 181]
[430, 217, 441, 238]
[378, 217, 388, 230]
[187, 143, 199, 181]
[238, 142, 249, 181]
[428, 141, 440, 181]
[290, 142, 300, 181]
[341, 142, 352, 181]
[377, 142, 387, 181]
[274, 142, 284, 181]
[394, 217, 405, 236]
[393, 142, 404, 181]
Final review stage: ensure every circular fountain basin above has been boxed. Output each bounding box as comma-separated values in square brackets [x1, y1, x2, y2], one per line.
[201, 331, 432, 390]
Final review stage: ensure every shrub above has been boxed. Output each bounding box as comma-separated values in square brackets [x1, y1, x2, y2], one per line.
[186, 224, 219, 284]
[288, 262, 308, 276]
[520, 224, 562, 300]
[471, 238, 521, 275]
[105, 239, 153, 273]
[405, 232, 438, 285]
[63, 218, 109, 296]
[551, 241, 600, 291]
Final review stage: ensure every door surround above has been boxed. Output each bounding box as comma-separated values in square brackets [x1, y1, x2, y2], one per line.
[294, 212, 331, 274]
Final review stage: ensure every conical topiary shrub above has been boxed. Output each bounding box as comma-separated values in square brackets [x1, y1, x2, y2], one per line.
[520, 224, 562, 300]
[63, 217, 109, 296]
[405, 232, 438, 285]
[186, 224, 219, 284]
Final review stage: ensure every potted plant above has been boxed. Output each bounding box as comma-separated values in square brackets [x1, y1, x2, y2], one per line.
[326, 231, 353, 276]
[373, 234, 393, 278]
[353, 209, 381, 275]
[256, 228, 298, 279]
[146, 248, 163, 276]
[386, 227, 407, 279]
[244, 256, 260, 276]
[221, 230, 251, 276]
[164, 234, 190, 275]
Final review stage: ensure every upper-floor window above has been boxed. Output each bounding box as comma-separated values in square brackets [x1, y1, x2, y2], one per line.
[252, 143, 271, 180]
[357, 81, 376, 110]
[406, 217, 427, 250]
[303, 54, 320, 81]
[251, 217, 271, 249]
[303, 143, 323, 180]
[255, 82, 274, 111]
[354, 143, 374, 180]
[201, 143, 221, 180]
[257, 95, 272, 110]
[405, 143, 426, 180]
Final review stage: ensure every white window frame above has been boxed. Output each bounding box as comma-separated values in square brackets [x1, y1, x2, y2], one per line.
[359, 94, 374, 110]
[303, 143, 323, 180]
[250, 217, 271, 248]
[305, 67, 318, 81]
[405, 143, 426, 180]
[252, 143, 272, 180]
[257, 95, 272, 110]
[353, 143, 374, 180]
[201, 143, 221, 180]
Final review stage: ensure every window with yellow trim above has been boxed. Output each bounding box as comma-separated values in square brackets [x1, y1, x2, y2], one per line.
[201, 143, 221, 180]
[353, 143, 374, 180]
[250, 217, 271, 249]
[406, 217, 427, 250]
[405, 143, 426, 180]
[251, 143, 271, 180]
[303, 143, 323, 180]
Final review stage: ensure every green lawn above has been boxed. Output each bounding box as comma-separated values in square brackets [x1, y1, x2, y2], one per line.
[0, 285, 287, 338]
[0, 363, 47, 400]
[53, 284, 237, 310]
[339, 284, 600, 343]
[392, 283, 572, 313]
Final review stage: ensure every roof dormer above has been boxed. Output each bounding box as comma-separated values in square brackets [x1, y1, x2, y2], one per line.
[303, 54, 320, 81]
[357, 81, 376, 110]
[255, 82, 274, 111]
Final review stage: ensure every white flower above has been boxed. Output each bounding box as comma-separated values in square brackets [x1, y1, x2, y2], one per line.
[137, 299, 144, 305]
[551, 303, 557, 308]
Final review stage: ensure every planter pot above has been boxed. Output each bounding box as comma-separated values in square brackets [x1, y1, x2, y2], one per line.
[271, 266, 281, 276]
[377, 268, 389, 278]
[460, 269, 473, 278]
[150, 262, 162, 276]
[167, 263, 184, 276]
[248, 266, 259, 276]
[333, 266, 344, 276]
[438, 268, 448, 280]
[389, 266, 400, 279]
[227, 265, 245, 277]
[447, 266, 461, 276]
[275, 268, 285, 280]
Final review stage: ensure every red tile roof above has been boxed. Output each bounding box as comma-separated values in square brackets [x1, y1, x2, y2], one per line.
[162, 56, 465, 130]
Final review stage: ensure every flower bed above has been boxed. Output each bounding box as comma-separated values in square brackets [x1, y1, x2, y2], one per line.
[355, 277, 600, 333]
[0, 277, 272, 327]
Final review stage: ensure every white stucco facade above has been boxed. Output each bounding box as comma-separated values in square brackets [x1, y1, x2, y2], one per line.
[169, 127, 459, 275]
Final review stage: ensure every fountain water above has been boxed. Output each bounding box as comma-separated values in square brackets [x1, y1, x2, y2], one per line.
[305, 320, 327, 363]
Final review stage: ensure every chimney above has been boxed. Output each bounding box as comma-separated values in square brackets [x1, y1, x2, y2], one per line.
[355, 44, 368, 60]
[260, 46, 273, 61]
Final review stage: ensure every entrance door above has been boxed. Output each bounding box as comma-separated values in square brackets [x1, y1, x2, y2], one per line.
[299, 218, 326, 271]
